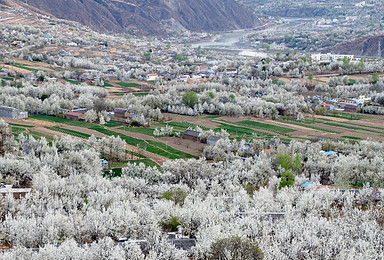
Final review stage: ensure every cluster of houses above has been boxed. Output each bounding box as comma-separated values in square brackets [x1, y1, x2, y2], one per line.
[311, 53, 356, 63]
[320, 100, 363, 113]
[63, 107, 140, 123]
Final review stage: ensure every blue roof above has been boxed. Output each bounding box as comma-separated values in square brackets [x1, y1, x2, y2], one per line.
[239, 145, 251, 150]
[324, 151, 338, 156]
[301, 182, 314, 188]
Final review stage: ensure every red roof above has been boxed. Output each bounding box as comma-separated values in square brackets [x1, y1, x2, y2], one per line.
[321, 103, 331, 107]
[66, 112, 82, 117]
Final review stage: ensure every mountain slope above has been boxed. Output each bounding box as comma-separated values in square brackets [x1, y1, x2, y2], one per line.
[330, 35, 384, 58]
[7, 0, 258, 35]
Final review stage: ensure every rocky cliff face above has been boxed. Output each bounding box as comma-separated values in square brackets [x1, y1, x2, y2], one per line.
[8, 0, 258, 35]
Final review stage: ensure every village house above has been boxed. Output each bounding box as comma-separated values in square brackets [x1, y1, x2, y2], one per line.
[23, 72, 37, 81]
[146, 74, 159, 81]
[65, 111, 85, 121]
[225, 67, 238, 77]
[100, 159, 109, 170]
[183, 129, 201, 142]
[0, 106, 28, 119]
[339, 102, 361, 113]
[197, 65, 209, 74]
[113, 108, 130, 119]
[0, 71, 9, 77]
[207, 135, 221, 146]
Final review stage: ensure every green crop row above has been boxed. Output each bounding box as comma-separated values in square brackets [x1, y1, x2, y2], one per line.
[237, 120, 296, 135]
[45, 126, 91, 139]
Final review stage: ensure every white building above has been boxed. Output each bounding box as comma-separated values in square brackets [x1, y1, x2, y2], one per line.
[0, 106, 28, 119]
[146, 74, 159, 81]
[311, 53, 355, 62]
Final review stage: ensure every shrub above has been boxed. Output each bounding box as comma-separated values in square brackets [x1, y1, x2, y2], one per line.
[162, 188, 187, 206]
[160, 216, 181, 232]
[208, 236, 264, 260]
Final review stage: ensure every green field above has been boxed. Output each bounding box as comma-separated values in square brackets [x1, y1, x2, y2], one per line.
[341, 136, 361, 140]
[10, 123, 35, 128]
[89, 126, 194, 160]
[11, 127, 27, 134]
[146, 140, 197, 159]
[29, 115, 95, 128]
[63, 78, 81, 85]
[279, 121, 341, 134]
[237, 120, 296, 135]
[13, 63, 39, 72]
[45, 126, 91, 139]
[104, 121, 123, 127]
[216, 123, 272, 138]
[203, 115, 222, 119]
[323, 122, 384, 134]
[29, 115, 194, 160]
[119, 126, 156, 137]
[116, 82, 141, 88]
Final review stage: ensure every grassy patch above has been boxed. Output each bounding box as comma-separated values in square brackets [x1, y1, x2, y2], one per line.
[119, 126, 156, 137]
[146, 140, 197, 159]
[104, 82, 113, 87]
[279, 116, 323, 124]
[237, 120, 296, 135]
[29, 115, 95, 128]
[348, 122, 384, 132]
[11, 127, 26, 134]
[203, 115, 222, 119]
[10, 123, 35, 128]
[45, 126, 91, 139]
[13, 63, 39, 72]
[105, 121, 123, 127]
[63, 78, 81, 85]
[90, 127, 189, 159]
[216, 123, 272, 138]
[325, 112, 364, 120]
[324, 122, 383, 134]
[341, 136, 362, 140]
[103, 168, 122, 178]
[279, 121, 341, 134]
[116, 82, 141, 88]
[29, 115, 195, 159]
[133, 93, 150, 96]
